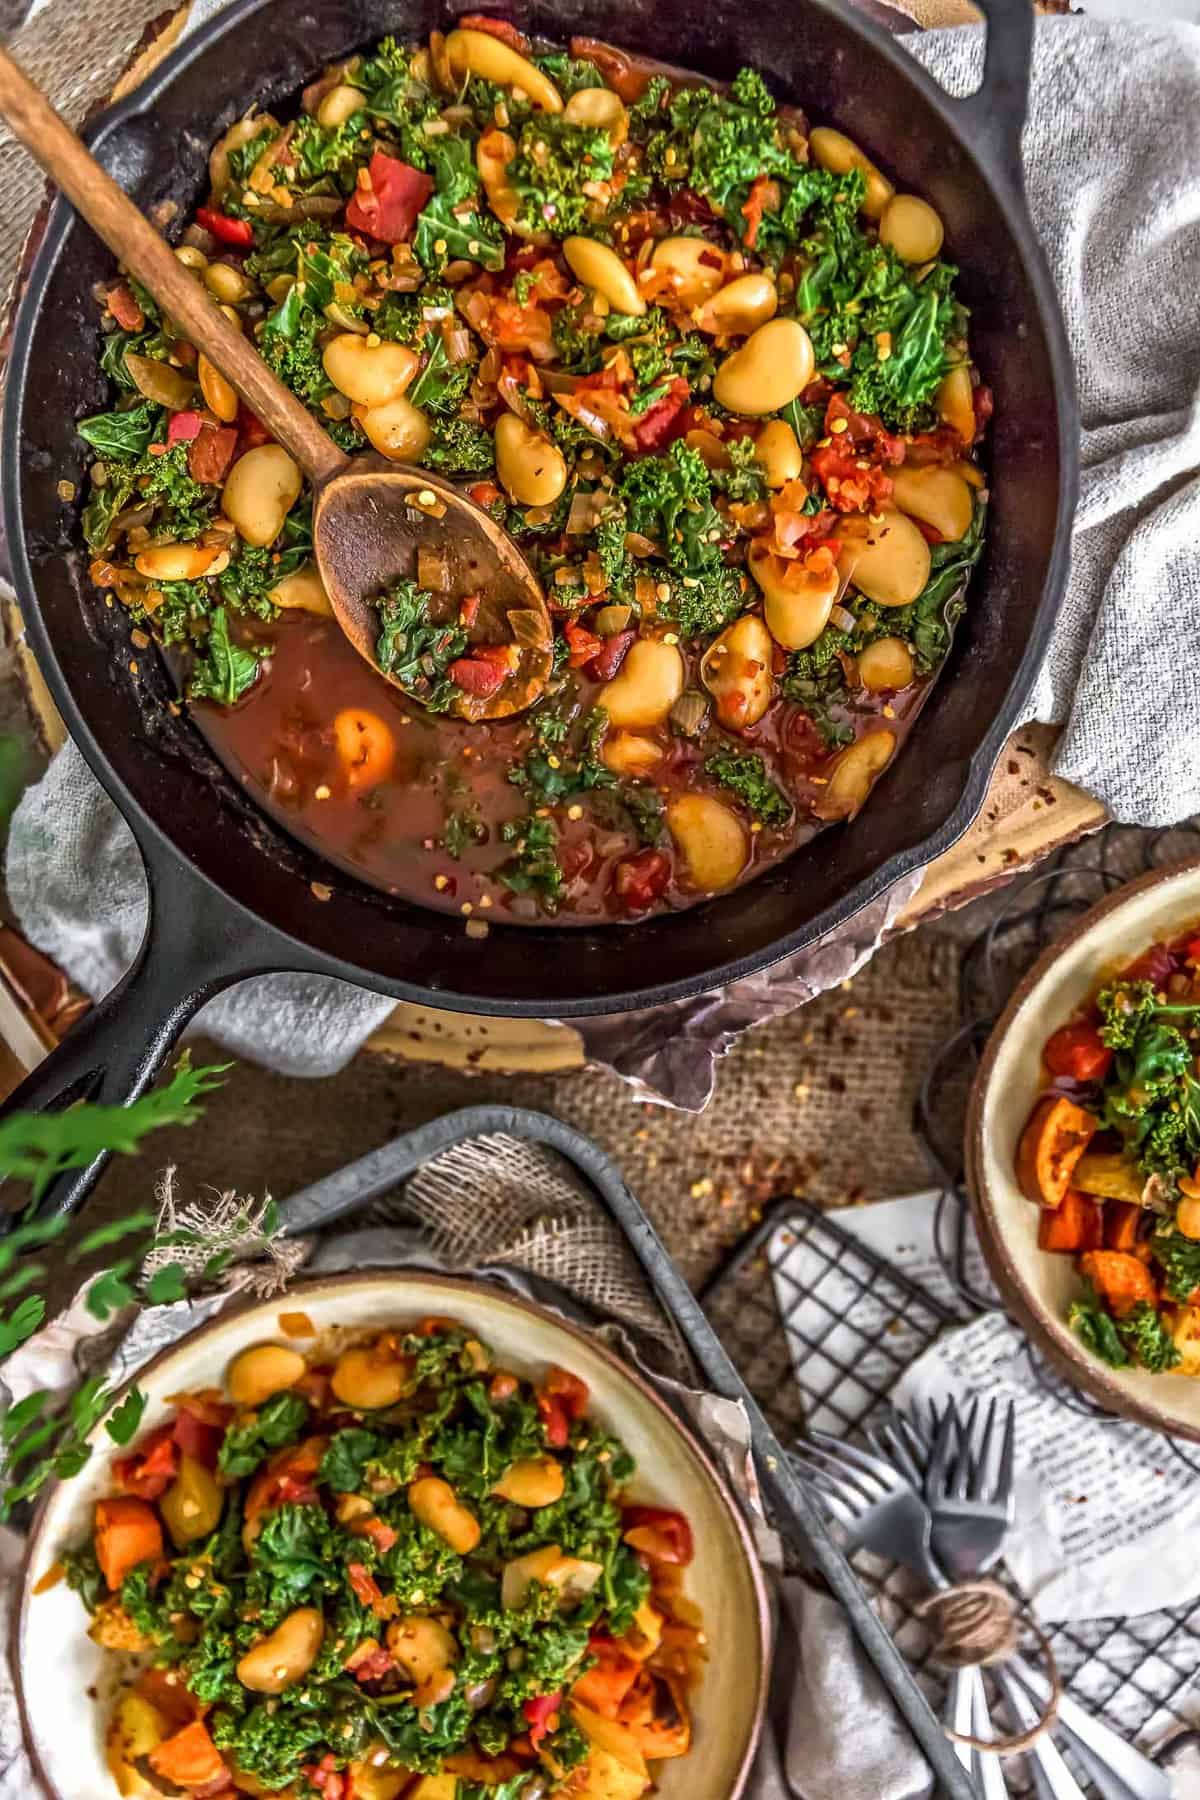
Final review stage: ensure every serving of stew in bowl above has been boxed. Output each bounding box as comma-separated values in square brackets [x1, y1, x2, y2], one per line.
[77, 17, 990, 925]
[968, 859, 1200, 1439]
[18, 1274, 769, 1800]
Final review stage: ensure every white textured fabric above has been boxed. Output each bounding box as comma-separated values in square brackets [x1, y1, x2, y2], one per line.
[8, 16, 1200, 1088]
[913, 17, 1200, 824]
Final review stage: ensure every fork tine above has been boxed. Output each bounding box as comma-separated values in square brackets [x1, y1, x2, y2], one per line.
[803, 1441, 890, 1505]
[876, 1420, 923, 1490]
[924, 1399, 959, 1502]
[798, 1476, 856, 1529]
[969, 1397, 998, 1499]
[892, 1407, 931, 1466]
[951, 1397, 980, 1499]
[809, 1429, 902, 1490]
[792, 1452, 870, 1517]
[990, 1400, 1017, 1511]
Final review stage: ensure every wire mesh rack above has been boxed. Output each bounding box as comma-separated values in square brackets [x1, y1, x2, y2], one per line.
[700, 820, 1200, 1794]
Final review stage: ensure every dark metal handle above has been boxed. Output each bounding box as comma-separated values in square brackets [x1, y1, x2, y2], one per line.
[948, 0, 1034, 196]
[0, 841, 293, 1220]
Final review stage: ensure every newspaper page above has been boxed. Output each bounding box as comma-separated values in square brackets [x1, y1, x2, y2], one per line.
[772, 1192, 1200, 1624]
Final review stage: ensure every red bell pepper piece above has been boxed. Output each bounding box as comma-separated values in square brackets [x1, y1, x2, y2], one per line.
[458, 13, 530, 50]
[236, 403, 274, 452]
[449, 648, 511, 697]
[195, 206, 255, 248]
[166, 410, 204, 446]
[1042, 1021, 1114, 1084]
[172, 1406, 227, 1470]
[347, 1562, 388, 1616]
[565, 621, 604, 668]
[106, 280, 145, 333]
[739, 175, 771, 249]
[611, 848, 671, 913]
[632, 377, 690, 453]
[622, 1505, 694, 1566]
[113, 1425, 179, 1501]
[345, 152, 434, 244]
[188, 422, 238, 486]
[536, 1366, 589, 1447]
[523, 1690, 563, 1746]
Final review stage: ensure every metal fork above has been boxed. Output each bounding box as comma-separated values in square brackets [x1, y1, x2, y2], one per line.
[798, 1411, 1172, 1800]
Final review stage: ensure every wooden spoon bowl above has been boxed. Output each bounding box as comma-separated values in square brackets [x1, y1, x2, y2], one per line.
[314, 460, 553, 722]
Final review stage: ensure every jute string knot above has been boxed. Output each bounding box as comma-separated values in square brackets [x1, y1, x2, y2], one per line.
[915, 1581, 1062, 1755]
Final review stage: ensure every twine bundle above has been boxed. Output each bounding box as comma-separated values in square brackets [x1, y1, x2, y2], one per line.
[917, 1580, 1062, 1755]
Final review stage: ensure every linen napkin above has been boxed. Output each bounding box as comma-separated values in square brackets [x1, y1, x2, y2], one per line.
[0, 1130, 935, 1799]
[7, 14, 1199, 1098]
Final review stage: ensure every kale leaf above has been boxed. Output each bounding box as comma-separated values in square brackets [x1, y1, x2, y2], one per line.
[375, 579, 467, 711]
[189, 608, 263, 707]
[1152, 1229, 1200, 1304]
[705, 748, 792, 827]
[509, 116, 615, 237]
[1068, 1299, 1130, 1369]
[217, 1390, 309, 1478]
[499, 814, 564, 908]
[319, 1427, 385, 1492]
[1118, 1302, 1181, 1373]
[77, 399, 160, 459]
[423, 417, 496, 476]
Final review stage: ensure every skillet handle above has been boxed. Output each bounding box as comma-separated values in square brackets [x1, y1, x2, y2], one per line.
[0, 847, 284, 1223]
[949, 0, 1034, 197]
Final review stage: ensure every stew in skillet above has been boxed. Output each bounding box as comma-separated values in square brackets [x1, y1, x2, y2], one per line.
[79, 19, 990, 924]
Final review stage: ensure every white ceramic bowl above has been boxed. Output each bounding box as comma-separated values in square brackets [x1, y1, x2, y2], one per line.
[967, 856, 1200, 1438]
[17, 1272, 769, 1800]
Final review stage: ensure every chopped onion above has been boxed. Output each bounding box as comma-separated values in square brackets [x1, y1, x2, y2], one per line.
[829, 604, 857, 634]
[595, 603, 633, 636]
[635, 572, 659, 608]
[510, 608, 549, 648]
[565, 488, 607, 535]
[443, 325, 474, 364]
[625, 531, 659, 558]
[670, 689, 710, 736]
[417, 547, 451, 593]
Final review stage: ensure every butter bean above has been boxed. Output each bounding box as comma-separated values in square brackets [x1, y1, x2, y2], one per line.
[323, 334, 419, 408]
[749, 541, 839, 650]
[563, 236, 645, 318]
[700, 614, 775, 729]
[817, 730, 897, 819]
[808, 126, 893, 218]
[408, 1476, 481, 1554]
[563, 86, 628, 145]
[598, 638, 684, 729]
[134, 542, 229, 582]
[649, 235, 726, 308]
[492, 1456, 566, 1507]
[354, 395, 432, 463]
[667, 794, 749, 891]
[443, 29, 563, 110]
[317, 83, 364, 128]
[839, 511, 931, 607]
[879, 194, 944, 264]
[713, 318, 814, 416]
[198, 353, 238, 423]
[495, 414, 567, 506]
[269, 564, 333, 616]
[221, 445, 303, 547]
[937, 365, 976, 443]
[697, 271, 777, 338]
[202, 262, 254, 305]
[889, 464, 973, 543]
[753, 419, 803, 489]
[227, 1342, 307, 1407]
[332, 1343, 409, 1410]
[857, 636, 914, 693]
[601, 732, 665, 778]
[237, 1608, 324, 1694]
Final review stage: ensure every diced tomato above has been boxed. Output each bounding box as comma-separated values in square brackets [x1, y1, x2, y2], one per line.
[523, 1690, 563, 1747]
[245, 1439, 324, 1522]
[588, 629, 635, 682]
[356, 1515, 398, 1553]
[347, 1641, 398, 1683]
[1043, 1021, 1114, 1084]
[459, 594, 482, 628]
[611, 848, 671, 913]
[739, 176, 774, 250]
[171, 1407, 224, 1471]
[347, 1562, 388, 1615]
[536, 1366, 589, 1449]
[236, 402, 274, 452]
[572, 1637, 641, 1717]
[303, 1753, 347, 1796]
[972, 384, 994, 440]
[345, 151, 434, 244]
[622, 1506, 694, 1566]
[824, 392, 906, 465]
[912, 518, 944, 545]
[459, 13, 530, 50]
[107, 280, 145, 332]
[166, 410, 204, 446]
[449, 650, 510, 697]
[809, 445, 893, 513]
[632, 377, 690, 453]
[114, 1426, 179, 1501]
[565, 622, 604, 668]
[195, 206, 255, 248]
[469, 481, 502, 509]
[188, 421, 238, 486]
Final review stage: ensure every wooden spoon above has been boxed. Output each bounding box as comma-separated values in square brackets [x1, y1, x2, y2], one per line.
[0, 46, 554, 721]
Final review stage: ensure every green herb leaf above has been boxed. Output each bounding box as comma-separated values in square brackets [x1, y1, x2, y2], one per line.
[105, 1388, 148, 1445]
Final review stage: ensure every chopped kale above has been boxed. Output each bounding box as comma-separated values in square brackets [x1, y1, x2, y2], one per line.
[217, 1390, 309, 1478]
[188, 608, 264, 707]
[374, 579, 467, 712]
[499, 814, 565, 907]
[705, 747, 792, 827]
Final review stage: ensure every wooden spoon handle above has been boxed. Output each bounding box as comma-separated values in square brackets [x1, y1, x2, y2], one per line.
[0, 45, 348, 487]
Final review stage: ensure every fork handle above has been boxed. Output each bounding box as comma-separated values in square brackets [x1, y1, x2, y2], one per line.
[1007, 1659, 1172, 1800]
[945, 1668, 977, 1776]
[993, 1666, 1088, 1800]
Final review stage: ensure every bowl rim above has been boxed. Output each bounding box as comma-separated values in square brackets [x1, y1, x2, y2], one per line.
[15, 1268, 772, 1800]
[965, 854, 1200, 1441]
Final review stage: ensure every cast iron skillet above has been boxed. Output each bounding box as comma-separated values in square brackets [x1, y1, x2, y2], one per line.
[1, 0, 1077, 1214]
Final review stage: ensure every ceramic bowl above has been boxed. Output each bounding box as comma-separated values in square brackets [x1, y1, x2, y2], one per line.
[967, 856, 1200, 1438]
[16, 1271, 770, 1800]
